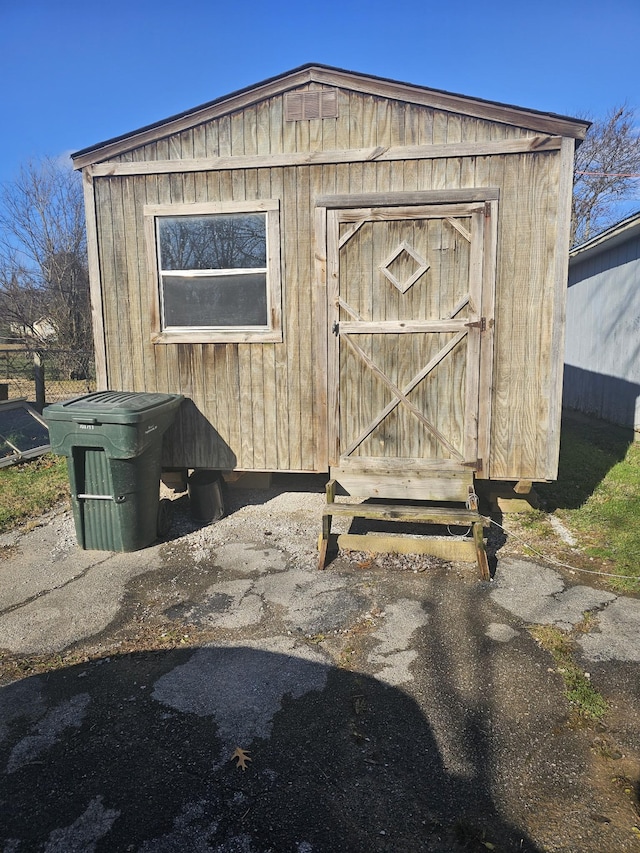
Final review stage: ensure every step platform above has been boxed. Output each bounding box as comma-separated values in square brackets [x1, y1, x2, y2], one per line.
[318, 479, 490, 580]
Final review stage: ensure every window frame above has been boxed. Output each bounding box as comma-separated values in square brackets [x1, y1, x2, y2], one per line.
[0, 398, 51, 468]
[144, 199, 282, 344]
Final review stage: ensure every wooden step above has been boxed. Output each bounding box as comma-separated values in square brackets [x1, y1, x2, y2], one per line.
[322, 502, 489, 527]
[330, 461, 473, 502]
[318, 480, 490, 580]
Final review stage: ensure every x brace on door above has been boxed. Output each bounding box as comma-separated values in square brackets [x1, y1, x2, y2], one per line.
[336, 295, 472, 462]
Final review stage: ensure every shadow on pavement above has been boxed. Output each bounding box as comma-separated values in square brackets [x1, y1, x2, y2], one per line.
[0, 645, 540, 852]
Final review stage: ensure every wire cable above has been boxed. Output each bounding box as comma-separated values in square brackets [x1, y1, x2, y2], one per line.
[489, 517, 640, 583]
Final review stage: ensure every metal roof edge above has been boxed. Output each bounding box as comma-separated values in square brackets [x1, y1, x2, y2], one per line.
[570, 210, 640, 264]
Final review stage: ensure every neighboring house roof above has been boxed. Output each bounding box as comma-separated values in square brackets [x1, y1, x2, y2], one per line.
[9, 318, 58, 340]
[71, 63, 590, 169]
[570, 210, 640, 265]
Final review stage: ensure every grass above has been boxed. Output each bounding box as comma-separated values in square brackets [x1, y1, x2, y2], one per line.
[534, 412, 640, 591]
[529, 624, 608, 721]
[0, 454, 69, 534]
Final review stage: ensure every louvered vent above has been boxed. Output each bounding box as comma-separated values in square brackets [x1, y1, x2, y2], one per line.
[285, 89, 338, 121]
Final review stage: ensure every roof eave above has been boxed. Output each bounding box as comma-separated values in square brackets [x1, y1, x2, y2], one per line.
[570, 211, 640, 264]
[71, 63, 591, 170]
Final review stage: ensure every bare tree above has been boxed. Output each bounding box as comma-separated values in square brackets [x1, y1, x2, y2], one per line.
[572, 104, 640, 245]
[0, 157, 92, 362]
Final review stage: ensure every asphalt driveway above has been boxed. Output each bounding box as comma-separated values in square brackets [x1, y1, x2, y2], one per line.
[0, 476, 639, 852]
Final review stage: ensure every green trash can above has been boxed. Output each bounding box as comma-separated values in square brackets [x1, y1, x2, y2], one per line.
[43, 391, 183, 552]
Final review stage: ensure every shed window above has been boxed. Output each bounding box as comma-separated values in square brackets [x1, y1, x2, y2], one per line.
[145, 200, 282, 343]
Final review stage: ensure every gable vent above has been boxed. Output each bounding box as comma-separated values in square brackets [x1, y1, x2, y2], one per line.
[285, 89, 338, 121]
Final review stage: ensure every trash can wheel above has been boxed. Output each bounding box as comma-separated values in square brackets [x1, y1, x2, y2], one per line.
[157, 498, 172, 538]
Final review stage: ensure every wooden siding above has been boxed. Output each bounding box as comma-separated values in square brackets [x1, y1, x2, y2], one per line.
[86, 85, 572, 479]
[72, 65, 588, 169]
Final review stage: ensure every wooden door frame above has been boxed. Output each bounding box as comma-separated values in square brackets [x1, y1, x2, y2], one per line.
[315, 189, 498, 479]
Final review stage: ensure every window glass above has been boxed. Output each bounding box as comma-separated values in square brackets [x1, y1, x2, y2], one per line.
[157, 213, 269, 330]
[146, 200, 281, 343]
[162, 273, 268, 327]
[158, 213, 266, 271]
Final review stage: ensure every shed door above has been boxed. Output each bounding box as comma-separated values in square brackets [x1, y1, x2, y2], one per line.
[327, 203, 494, 476]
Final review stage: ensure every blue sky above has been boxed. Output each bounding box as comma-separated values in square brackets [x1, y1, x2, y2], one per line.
[1, 0, 639, 191]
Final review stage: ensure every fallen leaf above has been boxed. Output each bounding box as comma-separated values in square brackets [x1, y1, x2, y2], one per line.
[231, 746, 252, 771]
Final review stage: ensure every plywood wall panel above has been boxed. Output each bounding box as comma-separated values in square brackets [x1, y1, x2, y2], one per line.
[94, 179, 121, 391]
[124, 176, 152, 389]
[107, 180, 134, 390]
[88, 85, 570, 477]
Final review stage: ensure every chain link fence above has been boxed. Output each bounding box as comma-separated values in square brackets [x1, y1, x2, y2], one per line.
[0, 347, 96, 410]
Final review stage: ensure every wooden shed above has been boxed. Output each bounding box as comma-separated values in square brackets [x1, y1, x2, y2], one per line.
[565, 211, 640, 436]
[71, 64, 588, 537]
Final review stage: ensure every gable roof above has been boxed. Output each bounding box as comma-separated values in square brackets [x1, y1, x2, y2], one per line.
[71, 63, 590, 169]
[570, 210, 640, 264]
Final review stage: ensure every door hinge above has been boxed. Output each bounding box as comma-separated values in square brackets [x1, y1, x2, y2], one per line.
[332, 321, 340, 336]
[465, 317, 486, 332]
[463, 458, 483, 471]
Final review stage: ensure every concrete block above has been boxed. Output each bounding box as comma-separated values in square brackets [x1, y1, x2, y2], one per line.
[485, 482, 540, 512]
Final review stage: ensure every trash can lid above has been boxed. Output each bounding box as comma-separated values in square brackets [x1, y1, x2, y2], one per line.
[43, 391, 183, 423]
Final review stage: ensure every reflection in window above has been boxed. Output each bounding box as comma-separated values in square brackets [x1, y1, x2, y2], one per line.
[159, 214, 266, 270]
[157, 213, 269, 330]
